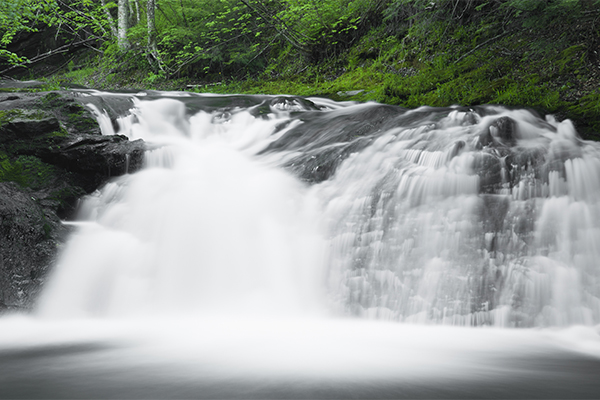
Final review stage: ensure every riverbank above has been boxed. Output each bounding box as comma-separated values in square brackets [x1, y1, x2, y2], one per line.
[9, 1, 595, 140]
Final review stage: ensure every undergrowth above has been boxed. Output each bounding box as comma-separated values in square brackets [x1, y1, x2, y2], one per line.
[18, 0, 600, 139]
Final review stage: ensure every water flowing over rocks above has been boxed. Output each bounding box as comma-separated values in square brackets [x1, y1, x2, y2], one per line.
[0, 91, 146, 310]
[264, 103, 404, 183]
[2, 90, 600, 328]
[3, 90, 600, 400]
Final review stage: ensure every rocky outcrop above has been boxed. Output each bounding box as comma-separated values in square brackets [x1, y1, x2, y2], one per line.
[262, 104, 405, 183]
[0, 91, 146, 310]
[0, 182, 68, 311]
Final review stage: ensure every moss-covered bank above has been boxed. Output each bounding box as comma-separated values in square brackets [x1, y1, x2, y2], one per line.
[22, 0, 596, 141]
[205, 8, 600, 140]
[3, 2, 599, 143]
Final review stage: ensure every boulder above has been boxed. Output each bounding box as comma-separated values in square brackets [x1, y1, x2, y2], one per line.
[489, 116, 517, 146]
[0, 109, 60, 140]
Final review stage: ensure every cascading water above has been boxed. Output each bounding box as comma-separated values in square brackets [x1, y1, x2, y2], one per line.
[35, 94, 600, 326]
[1, 91, 600, 398]
[318, 107, 600, 327]
[37, 97, 325, 319]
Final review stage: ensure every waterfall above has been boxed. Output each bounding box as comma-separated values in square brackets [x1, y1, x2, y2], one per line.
[38, 96, 325, 318]
[317, 107, 600, 327]
[1, 92, 600, 398]
[47, 92, 600, 327]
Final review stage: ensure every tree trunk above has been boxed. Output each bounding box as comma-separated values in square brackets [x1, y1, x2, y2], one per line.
[134, 0, 141, 25]
[100, 0, 118, 37]
[117, 0, 130, 50]
[180, 0, 188, 27]
[147, 0, 157, 53]
[147, 0, 164, 72]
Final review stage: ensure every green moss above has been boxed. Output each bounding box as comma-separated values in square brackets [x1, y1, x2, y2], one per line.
[48, 185, 85, 205]
[0, 153, 61, 189]
[37, 92, 97, 133]
[38, 92, 63, 109]
[0, 109, 25, 127]
[566, 91, 600, 140]
[0, 108, 54, 130]
[48, 127, 69, 138]
[555, 44, 587, 73]
[66, 107, 97, 132]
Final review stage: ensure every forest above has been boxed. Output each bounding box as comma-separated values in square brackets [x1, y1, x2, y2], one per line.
[1, 0, 600, 138]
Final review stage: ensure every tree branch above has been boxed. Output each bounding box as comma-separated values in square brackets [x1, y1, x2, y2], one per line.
[0, 38, 98, 75]
[239, 0, 310, 53]
[454, 30, 512, 65]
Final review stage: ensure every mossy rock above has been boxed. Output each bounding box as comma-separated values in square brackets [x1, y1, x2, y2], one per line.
[38, 92, 100, 135]
[0, 108, 60, 142]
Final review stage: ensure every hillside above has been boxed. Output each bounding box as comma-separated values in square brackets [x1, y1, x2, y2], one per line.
[1, 0, 600, 138]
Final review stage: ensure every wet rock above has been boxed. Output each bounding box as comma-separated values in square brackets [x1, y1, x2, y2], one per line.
[264, 104, 404, 182]
[504, 146, 547, 186]
[37, 134, 145, 176]
[473, 153, 503, 193]
[480, 194, 510, 232]
[265, 104, 402, 153]
[285, 137, 373, 183]
[476, 130, 494, 149]
[489, 116, 517, 146]
[0, 91, 147, 310]
[449, 140, 466, 159]
[269, 96, 321, 112]
[544, 138, 583, 177]
[0, 182, 67, 310]
[0, 109, 60, 140]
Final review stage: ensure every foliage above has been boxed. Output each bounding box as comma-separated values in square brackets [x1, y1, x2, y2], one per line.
[0, 0, 50, 65]
[501, 0, 586, 27]
[2, 0, 600, 139]
[0, 0, 115, 67]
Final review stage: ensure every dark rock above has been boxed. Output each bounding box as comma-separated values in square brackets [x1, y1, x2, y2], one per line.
[504, 146, 547, 186]
[488, 116, 517, 146]
[0, 91, 147, 310]
[39, 92, 102, 135]
[285, 137, 373, 183]
[449, 140, 466, 158]
[0, 182, 67, 310]
[265, 104, 403, 153]
[37, 134, 145, 176]
[473, 152, 503, 193]
[476, 130, 493, 149]
[263, 104, 405, 182]
[480, 194, 510, 233]
[0, 95, 20, 102]
[0, 109, 60, 143]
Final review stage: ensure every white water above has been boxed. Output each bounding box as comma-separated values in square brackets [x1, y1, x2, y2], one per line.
[39, 98, 325, 318]
[1, 94, 600, 397]
[318, 108, 600, 326]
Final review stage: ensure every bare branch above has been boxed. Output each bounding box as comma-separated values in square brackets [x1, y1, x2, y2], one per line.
[454, 30, 511, 65]
[0, 38, 97, 75]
